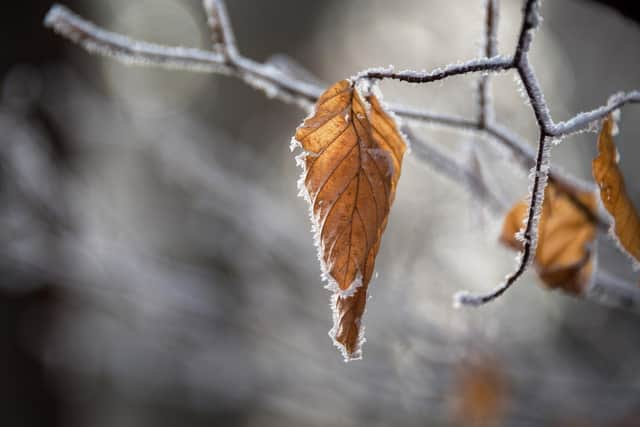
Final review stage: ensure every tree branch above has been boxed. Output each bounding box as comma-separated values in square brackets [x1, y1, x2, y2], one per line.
[455, 132, 550, 307]
[514, 0, 541, 65]
[44, 5, 233, 73]
[455, 0, 618, 307]
[43, 1, 640, 311]
[517, 59, 554, 132]
[456, 0, 547, 307]
[550, 91, 640, 137]
[357, 57, 513, 84]
[202, 0, 238, 59]
[478, 0, 499, 127]
[44, 4, 321, 108]
[407, 126, 637, 311]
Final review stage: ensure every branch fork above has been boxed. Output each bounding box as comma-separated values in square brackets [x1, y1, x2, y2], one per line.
[43, 0, 640, 312]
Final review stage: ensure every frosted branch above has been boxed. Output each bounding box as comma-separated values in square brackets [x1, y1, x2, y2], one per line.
[455, 0, 630, 306]
[358, 56, 513, 84]
[516, 60, 554, 132]
[202, 0, 238, 58]
[44, 4, 321, 107]
[550, 91, 640, 137]
[44, 5, 233, 74]
[514, 0, 541, 65]
[478, 0, 499, 127]
[407, 127, 637, 312]
[43, 1, 640, 310]
[456, 133, 550, 307]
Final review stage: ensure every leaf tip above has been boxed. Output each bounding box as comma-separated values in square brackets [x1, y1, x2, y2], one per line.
[328, 293, 366, 362]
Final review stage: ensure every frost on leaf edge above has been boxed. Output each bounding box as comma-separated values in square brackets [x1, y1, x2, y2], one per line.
[290, 77, 408, 361]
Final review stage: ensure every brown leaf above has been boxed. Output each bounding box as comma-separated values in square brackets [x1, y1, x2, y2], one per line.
[500, 184, 597, 295]
[593, 114, 640, 266]
[293, 80, 406, 360]
[450, 356, 508, 427]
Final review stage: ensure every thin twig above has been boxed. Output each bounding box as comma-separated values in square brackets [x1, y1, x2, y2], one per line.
[44, 4, 321, 108]
[455, 132, 549, 306]
[43, 5, 232, 73]
[517, 59, 553, 131]
[202, 0, 238, 59]
[456, 0, 551, 306]
[514, 0, 539, 65]
[202, 0, 226, 53]
[550, 91, 640, 137]
[478, 0, 499, 127]
[358, 56, 513, 84]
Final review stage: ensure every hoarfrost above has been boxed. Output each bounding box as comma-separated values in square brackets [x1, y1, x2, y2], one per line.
[517, 62, 554, 130]
[336, 272, 364, 298]
[44, 5, 232, 74]
[550, 92, 639, 138]
[512, 73, 531, 106]
[517, 139, 552, 266]
[289, 136, 301, 152]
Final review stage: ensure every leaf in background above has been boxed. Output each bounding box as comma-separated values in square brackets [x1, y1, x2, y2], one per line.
[450, 356, 508, 427]
[292, 79, 406, 361]
[500, 184, 597, 295]
[593, 114, 640, 267]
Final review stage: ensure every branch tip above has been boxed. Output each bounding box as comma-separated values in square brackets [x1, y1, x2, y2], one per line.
[43, 4, 66, 28]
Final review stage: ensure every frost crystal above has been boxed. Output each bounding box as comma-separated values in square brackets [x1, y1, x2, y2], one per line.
[518, 141, 552, 268]
[44, 5, 232, 74]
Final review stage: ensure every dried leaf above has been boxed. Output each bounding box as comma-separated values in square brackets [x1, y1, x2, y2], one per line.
[293, 79, 406, 360]
[593, 115, 640, 267]
[500, 184, 597, 295]
[450, 356, 508, 427]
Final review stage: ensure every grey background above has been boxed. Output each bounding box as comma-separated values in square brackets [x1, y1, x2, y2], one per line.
[1, 1, 640, 426]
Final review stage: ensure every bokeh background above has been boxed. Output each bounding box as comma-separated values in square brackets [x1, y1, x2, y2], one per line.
[2, 1, 640, 426]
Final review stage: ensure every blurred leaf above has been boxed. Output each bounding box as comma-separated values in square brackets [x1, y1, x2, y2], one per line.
[500, 184, 597, 295]
[593, 114, 640, 266]
[450, 356, 508, 427]
[293, 80, 406, 360]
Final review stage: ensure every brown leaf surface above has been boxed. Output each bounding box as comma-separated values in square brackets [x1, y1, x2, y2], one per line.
[593, 115, 640, 266]
[293, 79, 406, 360]
[500, 184, 597, 295]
